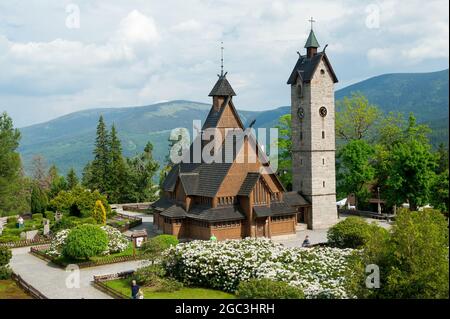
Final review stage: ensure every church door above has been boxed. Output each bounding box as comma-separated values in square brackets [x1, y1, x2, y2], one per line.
[256, 218, 266, 237]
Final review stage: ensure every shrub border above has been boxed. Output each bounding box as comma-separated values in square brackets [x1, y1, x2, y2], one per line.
[92, 270, 135, 299]
[29, 244, 146, 269]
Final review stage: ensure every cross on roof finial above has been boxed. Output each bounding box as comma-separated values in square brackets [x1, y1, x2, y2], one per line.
[309, 17, 316, 30]
[220, 41, 224, 77]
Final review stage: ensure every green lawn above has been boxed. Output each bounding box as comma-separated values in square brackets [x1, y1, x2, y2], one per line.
[0, 280, 32, 299]
[104, 279, 236, 299]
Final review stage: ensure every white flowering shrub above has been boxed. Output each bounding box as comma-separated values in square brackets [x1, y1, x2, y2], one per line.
[47, 229, 70, 257]
[47, 226, 129, 257]
[162, 238, 356, 299]
[100, 225, 129, 254]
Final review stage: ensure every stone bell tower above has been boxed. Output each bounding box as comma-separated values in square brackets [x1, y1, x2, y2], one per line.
[287, 19, 339, 229]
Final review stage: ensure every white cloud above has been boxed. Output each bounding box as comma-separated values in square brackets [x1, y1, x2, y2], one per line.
[115, 10, 160, 45]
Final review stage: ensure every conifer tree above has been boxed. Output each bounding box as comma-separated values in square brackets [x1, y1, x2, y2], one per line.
[30, 183, 48, 214]
[89, 116, 110, 193]
[66, 168, 79, 190]
[107, 124, 128, 203]
[92, 199, 107, 225]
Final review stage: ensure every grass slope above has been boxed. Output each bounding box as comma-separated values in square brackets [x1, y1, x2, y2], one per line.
[105, 278, 235, 299]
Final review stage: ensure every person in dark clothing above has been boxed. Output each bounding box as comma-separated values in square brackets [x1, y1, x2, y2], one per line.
[302, 235, 311, 247]
[131, 280, 140, 299]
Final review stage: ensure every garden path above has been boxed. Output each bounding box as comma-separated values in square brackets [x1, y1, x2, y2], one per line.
[9, 246, 148, 299]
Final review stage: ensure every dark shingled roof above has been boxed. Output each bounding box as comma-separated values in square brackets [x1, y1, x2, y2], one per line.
[253, 206, 272, 217]
[160, 205, 187, 219]
[287, 52, 338, 85]
[270, 201, 297, 216]
[238, 172, 260, 196]
[162, 166, 179, 192]
[187, 206, 245, 222]
[209, 75, 236, 96]
[253, 201, 297, 217]
[179, 173, 199, 195]
[284, 191, 310, 207]
[151, 197, 174, 211]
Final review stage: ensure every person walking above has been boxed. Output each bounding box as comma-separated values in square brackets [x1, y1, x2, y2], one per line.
[131, 280, 140, 299]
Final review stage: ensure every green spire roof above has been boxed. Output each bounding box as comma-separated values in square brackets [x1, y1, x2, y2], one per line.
[304, 29, 320, 48]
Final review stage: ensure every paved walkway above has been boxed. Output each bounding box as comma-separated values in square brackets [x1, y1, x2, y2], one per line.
[10, 247, 148, 299]
[9, 209, 153, 299]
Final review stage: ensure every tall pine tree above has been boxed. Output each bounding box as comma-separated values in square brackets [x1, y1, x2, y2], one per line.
[107, 124, 128, 203]
[87, 116, 110, 193]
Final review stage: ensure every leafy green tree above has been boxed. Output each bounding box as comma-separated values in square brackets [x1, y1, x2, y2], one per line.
[62, 224, 109, 260]
[0, 112, 29, 216]
[429, 169, 449, 213]
[380, 139, 436, 211]
[127, 142, 160, 202]
[375, 114, 437, 211]
[30, 183, 48, 214]
[275, 114, 292, 189]
[66, 168, 79, 190]
[327, 216, 388, 249]
[359, 209, 449, 299]
[336, 92, 381, 142]
[337, 140, 375, 207]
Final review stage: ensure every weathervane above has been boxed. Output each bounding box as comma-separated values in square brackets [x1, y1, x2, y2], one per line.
[308, 17, 316, 30]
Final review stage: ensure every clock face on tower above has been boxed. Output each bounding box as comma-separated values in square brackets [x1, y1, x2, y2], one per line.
[319, 106, 328, 117]
[297, 107, 305, 120]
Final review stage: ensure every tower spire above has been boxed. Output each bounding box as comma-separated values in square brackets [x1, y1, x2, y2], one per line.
[220, 42, 224, 77]
[309, 16, 316, 30]
[305, 17, 320, 58]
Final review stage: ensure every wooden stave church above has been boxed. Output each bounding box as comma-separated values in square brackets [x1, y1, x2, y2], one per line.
[152, 73, 312, 241]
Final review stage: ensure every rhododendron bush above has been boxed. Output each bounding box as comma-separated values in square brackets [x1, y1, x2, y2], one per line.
[162, 238, 356, 299]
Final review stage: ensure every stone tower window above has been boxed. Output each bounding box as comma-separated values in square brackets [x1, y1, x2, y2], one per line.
[320, 69, 325, 75]
[323, 181, 326, 188]
[322, 131, 325, 139]
[322, 158, 325, 165]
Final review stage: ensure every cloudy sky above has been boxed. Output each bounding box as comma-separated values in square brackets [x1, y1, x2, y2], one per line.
[0, 0, 448, 127]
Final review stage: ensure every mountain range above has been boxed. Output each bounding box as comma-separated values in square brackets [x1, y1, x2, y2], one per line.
[18, 69, 449, 176]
